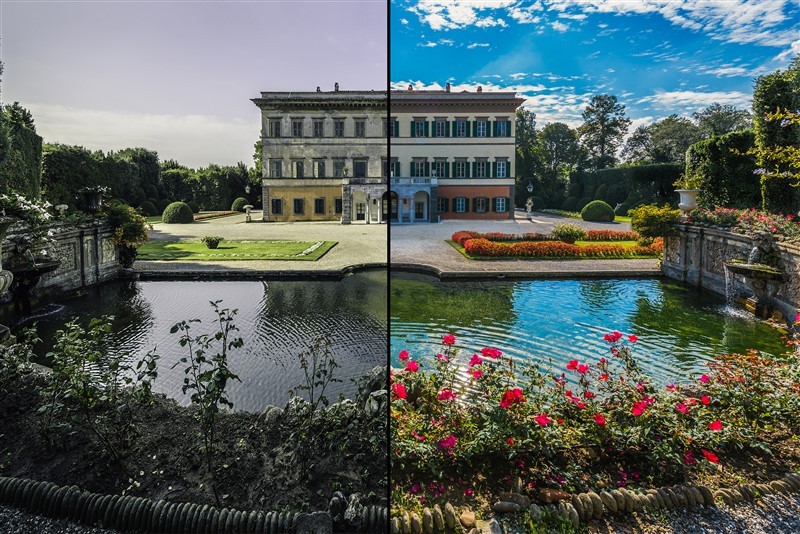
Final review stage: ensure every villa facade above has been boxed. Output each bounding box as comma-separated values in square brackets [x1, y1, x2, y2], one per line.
[389, 86, 524, 222]
[252, 85, 388, 223]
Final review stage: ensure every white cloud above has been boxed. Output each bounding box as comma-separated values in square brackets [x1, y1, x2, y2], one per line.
[636, 90, 751, 111]
[28, 103, 255, 169]
[410, 0, 516, 30]
[509, 72, 528, 80]
[551, 21, 569, 32]
[775, 38, 800, 62]
[401, 18, 410, 25]
[467, 42, 491, 49]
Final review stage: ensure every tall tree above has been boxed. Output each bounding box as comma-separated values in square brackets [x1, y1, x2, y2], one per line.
[535, 122, 581, 202]
[693, 103, 752, 137]
[515, 108, 539, 205]
[621, 125, 653, 164]
[578, 94, 631, 169]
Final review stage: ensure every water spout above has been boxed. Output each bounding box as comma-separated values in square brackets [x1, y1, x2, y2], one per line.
[747, 246, 760, 265]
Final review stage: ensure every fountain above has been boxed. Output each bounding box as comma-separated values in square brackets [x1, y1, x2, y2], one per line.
[7, 258, 62, 316]
[723, 237, 787, 319]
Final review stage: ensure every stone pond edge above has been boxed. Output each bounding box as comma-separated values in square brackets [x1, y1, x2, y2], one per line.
[390, 472, 800, 533]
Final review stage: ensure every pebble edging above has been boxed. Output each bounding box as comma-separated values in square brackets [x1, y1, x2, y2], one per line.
[390, 472, 800, 533]
[0, 476, 388, 533]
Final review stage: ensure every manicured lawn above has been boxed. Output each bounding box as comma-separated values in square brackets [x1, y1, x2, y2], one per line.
[145, 215, 161, 225]
[145, 211, 241, 225]
[138, 240, 336, 261]
[534, 209, 632, 224]
[447, 239, 654, 259]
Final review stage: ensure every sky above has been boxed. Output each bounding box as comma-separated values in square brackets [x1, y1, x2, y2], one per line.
[1, 0, 387, 169]
[391, 0, 800, 133]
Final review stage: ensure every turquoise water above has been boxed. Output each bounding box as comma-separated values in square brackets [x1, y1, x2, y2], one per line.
[390, 273, 787, 385]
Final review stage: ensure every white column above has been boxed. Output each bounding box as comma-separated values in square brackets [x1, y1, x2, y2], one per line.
[365, 195, 370, 224]
[397, 199, 403, 224]
[410, 200, 415, 223]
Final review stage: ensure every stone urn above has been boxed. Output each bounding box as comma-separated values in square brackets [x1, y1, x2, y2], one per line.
[676, 189, 700, 215]
[80, 189, 104, 213]
[724, 261, 787, 319]
[0, 217, 16, 297]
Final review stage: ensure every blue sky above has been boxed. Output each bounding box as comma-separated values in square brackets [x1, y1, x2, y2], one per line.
[391, 0, 800, 131]
[1, 1, 386, 168]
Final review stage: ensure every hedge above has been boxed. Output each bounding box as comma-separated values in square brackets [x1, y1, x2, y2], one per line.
[568, 164, 682, 212]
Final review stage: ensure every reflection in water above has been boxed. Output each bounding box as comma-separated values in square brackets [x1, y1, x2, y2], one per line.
[391, 274, 786, 390]
[26, 271, 387, 412]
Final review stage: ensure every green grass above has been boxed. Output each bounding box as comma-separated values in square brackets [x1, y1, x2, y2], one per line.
[145, 211, 241, 225]
[535, 209, 631, 224]
[447, 239, 652, 260]
[138, 240, 336, 261]
[145, 215, 162, 224]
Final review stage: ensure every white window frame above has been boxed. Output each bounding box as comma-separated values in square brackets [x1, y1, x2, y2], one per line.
[414, 121, 426, 137]
[454, 161, 466, 178]
[355, 120, 366, 138]
[496, 121, 508, 137]
[476, 120, 487, 137]
[475, 161, 487, 178]
[475, 197, 488, 213]
[454, 197, 466, 213]
[496, 197, 507, 213]
[455, 120, 467, 137]
[497, 160, 507, 178]
[435, 120, 446, 137]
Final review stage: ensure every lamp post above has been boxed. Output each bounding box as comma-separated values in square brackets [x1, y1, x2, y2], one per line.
[245, 184, 251, 195]
[527, 181, 534, 194]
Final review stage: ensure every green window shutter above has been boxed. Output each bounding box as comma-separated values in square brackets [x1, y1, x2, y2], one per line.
[492, 121, 498, 137]
[471, 121, 477, 137]
[472, 198, 478, 213]
[443, 198, 449, 212]
[492, 161, 497, 178]
[445, 121, 450, 137]
[491, 197, 498, 212]
[393, 120, 399, 137]
[465, 162, 470, 178]
[410, 121, 416, 138]
[472, 161, 477, 178]
[465, 198, 470, 212]
[505, 120, 512, 136]
[424, 121, 430, 137]
[424, 162, 430, 176]
[410, 162, 416, 176]
[393, 161, 400, 176]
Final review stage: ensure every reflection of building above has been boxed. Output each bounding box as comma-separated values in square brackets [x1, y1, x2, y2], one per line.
[252, 85, 388, 223]
[389, 85, 524, 222]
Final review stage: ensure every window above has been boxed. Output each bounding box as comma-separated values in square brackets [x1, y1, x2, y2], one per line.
[333, 159, 345, 177]
[313, 120, 324, 137]
[476, 120, 487, 137]
[269, 159, 282, 178]
[314, 198, 325, 215]
[454, 161, 467, 178]
[293, 198, 304, 215]
[294, 160, 304, 178]
[269, 120, 281, 138]
[455, 120, 468, 137]
[475, 161, 487, 178]
[382, 120, 387, 137]
[271, 198, 283, 215]
[433, 161, 447, 178]
[454, 197, 467, 213]
[474, 197, 488, 213]
[354, 160, 367, 178]
[437, 197, 449, 213]
[434, 120, 447, 137]
[412, 160, 426, 178]
[355, 120, 366, 137]
[495, 197, 507, 213]
[334, 120, 345, 137]
[382, 159, 389, 178]
[334, 198, 343, 214]
[496, 160, 507, 178]
[414, 120, 426, 137]
[292, 120, 303, 137]
[315, 160, 325, 178]
[496, 120, 509, 137]
[389, 120, 398, 137]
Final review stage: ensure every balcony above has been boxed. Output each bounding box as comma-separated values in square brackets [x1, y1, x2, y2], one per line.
[390, 176, 439, 186]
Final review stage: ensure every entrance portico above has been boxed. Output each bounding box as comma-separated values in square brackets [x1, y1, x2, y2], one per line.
[342, 178, 387, 224]
[389, 177, 437, 223]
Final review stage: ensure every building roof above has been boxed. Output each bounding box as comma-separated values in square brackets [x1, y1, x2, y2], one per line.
[253, 88, 386, 109]
[390, 88, 524, 108]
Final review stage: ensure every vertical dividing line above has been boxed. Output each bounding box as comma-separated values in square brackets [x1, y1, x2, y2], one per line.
[386, 0, 393, 523]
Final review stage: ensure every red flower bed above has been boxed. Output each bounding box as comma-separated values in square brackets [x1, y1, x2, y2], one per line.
[453, 229, 639, 245]
[463, 237, 662, 258]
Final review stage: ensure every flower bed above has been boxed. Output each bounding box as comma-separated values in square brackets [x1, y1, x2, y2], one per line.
[459, 237, 661, 258]
[688, 207, 800, 240]
[390, 333, 800, 517]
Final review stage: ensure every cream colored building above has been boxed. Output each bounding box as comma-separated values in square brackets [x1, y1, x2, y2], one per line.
[252, 85, 388, 223]
[389, 85, 523, 222]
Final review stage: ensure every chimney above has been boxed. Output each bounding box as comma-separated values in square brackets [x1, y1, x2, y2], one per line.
[408, 84, 413, 91]
[477, 86, 482, 93]
[316, 86, 321, 92]
[334, 82, 339, 92]
[445, 82, 451, 92]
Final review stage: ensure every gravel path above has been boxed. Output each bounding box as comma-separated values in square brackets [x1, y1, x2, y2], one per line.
[391, 210, 660, 278]
[0, 505, 117, 533]
[137, 211, 387, 274]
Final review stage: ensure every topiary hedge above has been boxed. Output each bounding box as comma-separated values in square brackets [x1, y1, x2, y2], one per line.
[561, 196, 579, 212]
[605, 184, 627, 207]
[231, 197, 249, 212]
[157, 199, 173, 214]
[530, 196, 545, 210]
[161, 201, 194, 224]
[139, 201, 158, 216]
[187, 201, 200, 214]
[576, 197, 593, 212]
[581, 200, 615, 222]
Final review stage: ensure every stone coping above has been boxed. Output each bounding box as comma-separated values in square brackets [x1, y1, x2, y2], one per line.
[132, 262, 387, 281]
[391, 262, 662, 281]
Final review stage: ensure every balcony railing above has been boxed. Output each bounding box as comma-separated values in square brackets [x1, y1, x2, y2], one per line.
[390, 177, 438, 185]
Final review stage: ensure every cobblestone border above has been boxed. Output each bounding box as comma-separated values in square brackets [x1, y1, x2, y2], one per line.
[390, 472, 800, 533]
[0, 476, 388, 533]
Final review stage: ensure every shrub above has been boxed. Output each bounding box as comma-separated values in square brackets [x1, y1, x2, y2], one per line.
[584, 229, 638, 241]
[144, 184, 159, 200]
[605, 184, 627, 206]
[231, 197, 249, 212]
[139, 200, 158, 216]
[157, 198, 173, 214]
[530, 196, 545, 210]
[594, 183, 608, 201]
[462, 237, 661, 258]
[576, 197, 593, 211]
[103, 202, 151, 267]
[162, 201, 194, 224]
[614, 202, 631, 216]
[146, 197, 159, 207]
[551, 222, 587, 244]
[581, 200, 615, 222]
[561, 196, 578, 212]
[187, 201, 200, 213]
[201, 236, 224, 249]
[630, 204, 681, 241]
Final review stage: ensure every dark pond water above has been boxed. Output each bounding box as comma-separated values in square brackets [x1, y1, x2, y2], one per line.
[390, 273, 787, 387]
[23, 271, 387, 412]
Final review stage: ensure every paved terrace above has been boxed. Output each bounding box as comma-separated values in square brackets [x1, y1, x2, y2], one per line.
[390, 210, 661, 280]
[135, 212, 387, 278]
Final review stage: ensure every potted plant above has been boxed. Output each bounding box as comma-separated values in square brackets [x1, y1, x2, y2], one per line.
[550, 222, 587, 244]
[201, 236, 224, 249]
[674, 173, 702, 215]
[78, 186, 108, 213]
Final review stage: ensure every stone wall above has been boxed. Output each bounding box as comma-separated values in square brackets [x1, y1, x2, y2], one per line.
[662, 225, 799, 320]
[2, 222, 120, 303]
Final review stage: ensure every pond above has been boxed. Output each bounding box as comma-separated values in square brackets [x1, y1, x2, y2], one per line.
[390, 273, 787, 386]
[23, 270, 387, 412]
